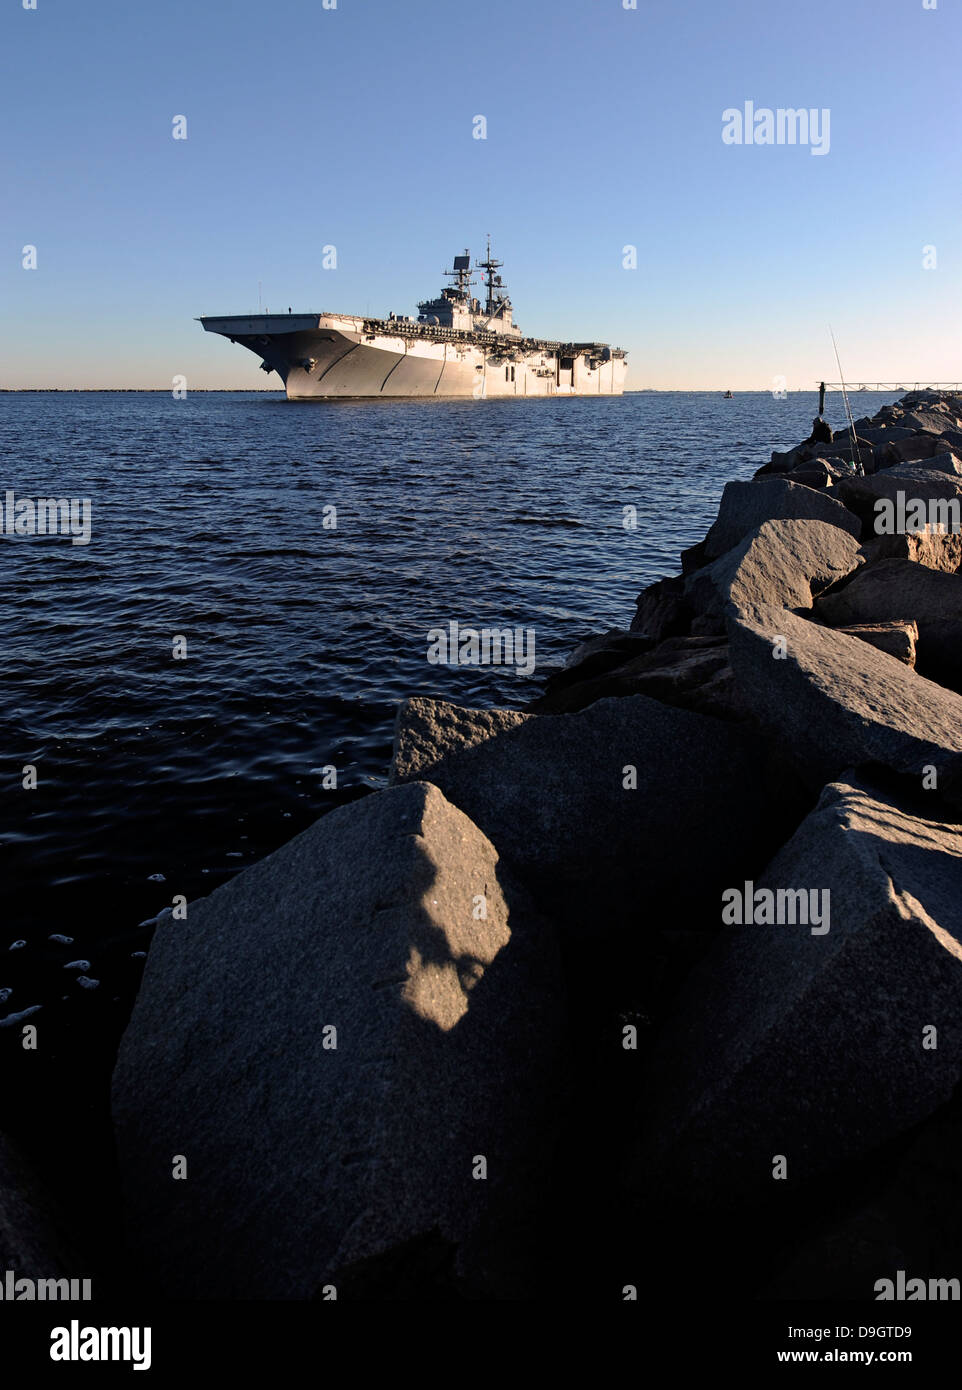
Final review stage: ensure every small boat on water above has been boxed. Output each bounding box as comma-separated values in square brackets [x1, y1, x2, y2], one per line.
[723, 390, 734, 399]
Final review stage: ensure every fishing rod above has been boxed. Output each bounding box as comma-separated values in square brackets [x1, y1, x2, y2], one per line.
[830, 327, 864, 476]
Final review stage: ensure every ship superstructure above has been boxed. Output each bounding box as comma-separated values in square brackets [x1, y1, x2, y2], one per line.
[199, 244, 627, 399]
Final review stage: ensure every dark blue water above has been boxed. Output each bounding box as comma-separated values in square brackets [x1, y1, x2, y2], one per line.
[0, 389, 898, 1058]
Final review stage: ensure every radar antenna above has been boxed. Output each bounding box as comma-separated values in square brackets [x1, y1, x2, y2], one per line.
[444, 250, 475, 300]
[475, 235, 507, 315]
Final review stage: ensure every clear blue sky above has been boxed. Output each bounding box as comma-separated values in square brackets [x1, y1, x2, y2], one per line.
[1, 0, 959, 389]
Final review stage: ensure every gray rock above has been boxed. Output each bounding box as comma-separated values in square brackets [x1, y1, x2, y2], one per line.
[770, 1083, 962, 1298]
[680, 538, 709, 575]
[900, 410, 962, 435]
[537, 629, 657, 709]
[686, 518, 862, 632]
[562, 629, 652, 672]
[769, 444, 810, 471]
[914, 618, 962, 691]
[872, 443, 898, 472]
[897, 441, 962, 470]
[530, 635, 744, 721]
[629, 575, 690, 641]
[836, 467, 962, 535]
[112, 781, 563, 1299]
[702, 478, 860, 561]
[800, 458, 856, 484]
[726, 605, 962, 802]
[909, 451, 962, 475]
[1, 1134, 79, 1280]
[636, 776, 962, 1207]
[807, 437, 873, 466]
[781, 465, 839, 490]
[899, 392, 962, 413]
[884, 434, 941, 464]
[768, 1205, 910, 1301]
[885, 460, 962, 481]
[835, 620, 917, 665]
[861, 530, 962, 574]
[842, 426, 920, 447]
[816, 559, 962, 682]
[392, 695, 782, 930]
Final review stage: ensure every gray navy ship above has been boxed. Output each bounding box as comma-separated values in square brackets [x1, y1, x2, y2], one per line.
[199, 244, 627, 399]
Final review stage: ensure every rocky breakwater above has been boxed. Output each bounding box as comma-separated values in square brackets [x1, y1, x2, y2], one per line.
[110, 390, 962, 1300]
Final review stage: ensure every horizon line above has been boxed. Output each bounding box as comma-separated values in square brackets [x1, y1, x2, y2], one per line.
[0, 386, 910, 395]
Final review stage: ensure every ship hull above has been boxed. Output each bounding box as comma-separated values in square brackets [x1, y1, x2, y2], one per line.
[200, 314, 627, 399]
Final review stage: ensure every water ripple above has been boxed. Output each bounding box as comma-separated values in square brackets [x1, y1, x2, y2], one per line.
[0, 387, 896, 1052]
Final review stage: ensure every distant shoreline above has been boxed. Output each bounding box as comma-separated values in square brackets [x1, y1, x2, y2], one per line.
[0, 388, 286, 394]
[0, 387, 848, 395]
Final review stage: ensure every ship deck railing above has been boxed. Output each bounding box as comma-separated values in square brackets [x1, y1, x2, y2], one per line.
[199, 312, 624, 357]
[361, 317, 624, 356]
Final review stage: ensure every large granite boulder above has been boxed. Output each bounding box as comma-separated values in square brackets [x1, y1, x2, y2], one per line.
[900, 410, 962, 435]
[391, 695, 788, 930]
[636, 776, 962, 1209]
[532, 630, 657, 712]
[885, 458, 962, 480]
[808, 437, 873, 467]
[815, 558, 962, 686]
[112, 781, 564, 1299]
[561, 629, 653, 674]
[629, 575, 690, 641]
[837, 467, 962, 536]
[927, 450, 962, 473]
[767, 444, 811, 472]
[685, 518, 862, 633]
[816, 557, 962, 633]
[885, 434, 941, 464]
[881, 450, 962, 476]
[915, 619, 962, 690]
[726, 605, 962, 804]
[844, 425, 921, 447]
[680, 538, 709, 575]
[861, 529, 962, 574]
[1, 1134, 79, 1281]
[530, 636, 740, 720]
[702, 478, 860, 561]
[782, 459, 854, 489]
[769, 1083, 962, 1299]
[674, 489, 902, 646]
[836, 620, 917, 666]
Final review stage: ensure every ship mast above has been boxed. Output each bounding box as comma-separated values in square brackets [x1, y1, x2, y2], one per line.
[444, 250, 474, 301]
[476, 235, 505, 316]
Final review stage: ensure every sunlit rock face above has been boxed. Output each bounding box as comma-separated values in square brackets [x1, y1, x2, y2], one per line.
[112, 780, 564, 1299]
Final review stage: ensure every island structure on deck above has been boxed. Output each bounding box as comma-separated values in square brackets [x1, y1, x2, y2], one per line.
[199, 244, 628, 400]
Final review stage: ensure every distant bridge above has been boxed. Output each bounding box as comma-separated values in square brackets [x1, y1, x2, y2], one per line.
[818, 381, 962, 392]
